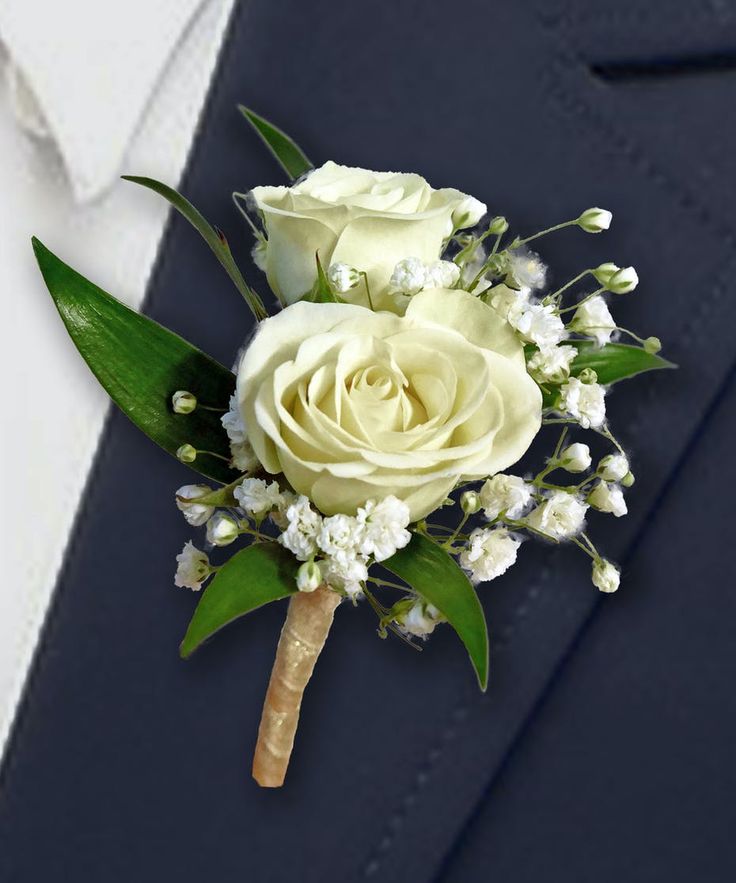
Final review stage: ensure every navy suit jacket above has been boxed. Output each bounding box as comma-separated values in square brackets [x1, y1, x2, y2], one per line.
[2, 1, 736, 880]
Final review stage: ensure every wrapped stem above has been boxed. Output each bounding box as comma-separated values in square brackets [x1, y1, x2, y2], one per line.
[252, 585, 341, 787]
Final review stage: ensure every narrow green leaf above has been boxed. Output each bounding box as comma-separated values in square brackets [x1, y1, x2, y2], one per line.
[569, 340, 674, 385]
[122, 175, 266, 319]
[180, 542, 297, 658]
[238, 105, 313, 180]
[303, 253, 345, 303]
[33, 238, 236, 483]
[384, 533, 489, 690]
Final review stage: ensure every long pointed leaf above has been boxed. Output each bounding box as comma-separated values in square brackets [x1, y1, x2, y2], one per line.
[33, 238, 236, 483]
[238, 105, 313, 180]
[122, 175, 266, 319]
[384, 533, 489, 690]
[570, 340, 674, 385]
[180, 542, 297, 658]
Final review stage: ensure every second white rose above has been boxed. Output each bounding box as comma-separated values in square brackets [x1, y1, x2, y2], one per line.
[250, 161, 485, 311]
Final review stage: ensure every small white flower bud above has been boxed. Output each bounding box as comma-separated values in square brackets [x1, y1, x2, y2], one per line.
[398, 601, 443, 637]
[607, 266, 638, 294]
[577, 367, 598, 384]
[296, 560, 322, 593]
[425, 260, 461, 289]
[452, 196, 487, 229]
[592, 558, 620, 593]
[174, 541, 211, 591]
[592, 262, 619, 287]
[390, 257, 428, 295]
[176, 484, 215, 527]
[598, 453, 629, 482]
[206, 512, 239, 546]
[488, 216, 509, 235]
[172, 390, 197, 414]
[560, 442, 592, 473]
[644, 336, 661, 354]
[461, 490, 481, 514]
[176, 443, 197, 463]
[621, 471, 635, 488]
[327, 261, 361, 293]
[588, 481, 627, 517]
[578, 207, 612, 233]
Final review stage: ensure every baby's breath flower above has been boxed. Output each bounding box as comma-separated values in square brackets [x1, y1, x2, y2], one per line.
[175, 484, 215, 526]
[560, 376, 607, 429]
[234, 477, 283, 517]
[595, 263, 638, 294]
[459, 527, 521, 583]
[526, 490, 587, 539]
[296, 560, 322, 593]
[176, 444, 197, 463]
[598, 453, 629, 482]
[278, 495, 322, 561]
[644, 336, 662, 354]
[588, 481, 627, 517]
[229, 439, 259, 473]
[321, 555, 368, 599]
[206, 512, 239, 546]
[390, 257, 428, 295]
[507, 248, 547, 291]
[508, 300, 566, 348]
[357, 496, 411, 562]
[578, 207, 612, 233]
[174, 541, 211, 591]
[570, 295, 616, 346]
[592, 558, 621, 593]
[527, 344, 577, 383]
[398, 601, 443, 638]
[425, 260, 460, 289]
[488, 215, 508, 235]
[318, 514, 364, 564]
[221, 394, 247, 444]
[461, 490, 481, 515]
[172, 390, 197, 414]
[327, 262, 361, 293]
[560, 442, 592, 473]
[479, 474, 533, 520]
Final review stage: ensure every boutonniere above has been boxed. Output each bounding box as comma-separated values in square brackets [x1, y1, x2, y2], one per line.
[34, 106, 672, 787]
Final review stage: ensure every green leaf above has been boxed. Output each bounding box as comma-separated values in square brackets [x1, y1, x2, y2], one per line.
[180, 542, 297, 658]
[384, 533, 489, 690]
[303, 253, 345, 304]
[570, 340, 674, 385]
[33, 238, 236, 484]
[238, 105, 313, 180]
[122, 175, 266, 320]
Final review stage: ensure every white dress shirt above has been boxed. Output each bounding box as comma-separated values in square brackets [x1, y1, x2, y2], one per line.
[0, 0, 235, 760]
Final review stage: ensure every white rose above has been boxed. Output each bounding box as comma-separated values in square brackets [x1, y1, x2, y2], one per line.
[250, 161, 480, 311]
[237, 288, 542, 521]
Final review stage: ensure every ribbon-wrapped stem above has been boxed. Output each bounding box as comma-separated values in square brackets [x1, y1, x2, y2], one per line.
[252, 585, 341, 787]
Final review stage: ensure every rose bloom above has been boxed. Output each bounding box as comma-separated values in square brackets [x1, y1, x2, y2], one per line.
[250, 162, 484, 311]
[237, 288, 542, 521]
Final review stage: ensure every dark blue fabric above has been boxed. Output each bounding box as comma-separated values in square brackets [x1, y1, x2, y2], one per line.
[1, 1, 735, 880]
